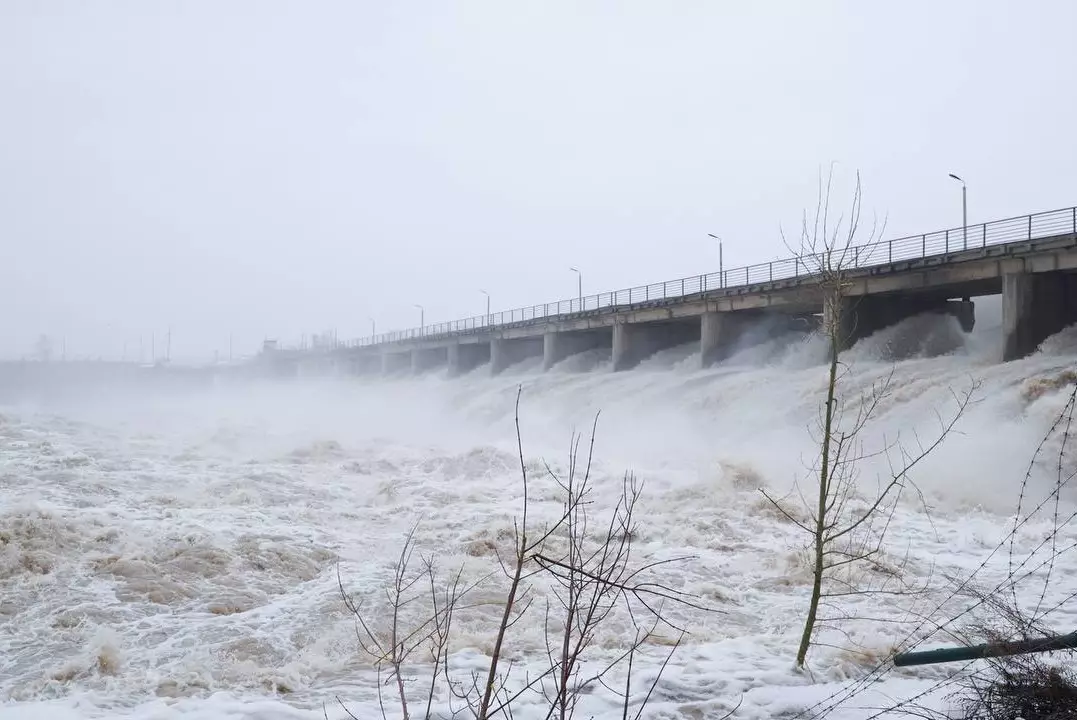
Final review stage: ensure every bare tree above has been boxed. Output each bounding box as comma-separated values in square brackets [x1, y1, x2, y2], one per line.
[337, 390, 723, 720]
[532, 434, 707, 720]
[764, 169, 976, 668]
[337, 527, 474, 720]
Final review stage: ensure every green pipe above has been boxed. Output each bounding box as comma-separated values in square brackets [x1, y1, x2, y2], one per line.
[894, 630, 1077, 667]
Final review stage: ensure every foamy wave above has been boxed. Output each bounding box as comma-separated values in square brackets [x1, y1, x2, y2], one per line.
[287, 440, 345, 463]
[548, 348, 611, 373]
[0, 508, 100, 579]
[1038, 322, 1077, 356]
[844, 312, 969, 364]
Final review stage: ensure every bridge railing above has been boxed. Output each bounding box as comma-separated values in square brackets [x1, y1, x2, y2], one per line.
[349, 205, 1077, 348]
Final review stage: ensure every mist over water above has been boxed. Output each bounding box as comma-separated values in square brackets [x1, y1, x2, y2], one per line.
[3, 302, 1077, 719]
[5, 3, 1076, 717]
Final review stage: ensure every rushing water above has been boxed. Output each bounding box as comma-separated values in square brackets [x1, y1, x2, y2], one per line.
[3, 306, 1077, 719]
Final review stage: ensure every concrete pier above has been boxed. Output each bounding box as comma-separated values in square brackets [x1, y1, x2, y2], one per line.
[1003, 271, 1077, 360]
[700, 312, 744, 366]
[611, 325, 633, 371]
[447, 342, 491, 376]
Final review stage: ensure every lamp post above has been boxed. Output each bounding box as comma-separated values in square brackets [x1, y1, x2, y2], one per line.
[708, 233, 724, 287]
[569, 267, 582, 310]
[414, 304, 424, 336]
[480, 290, 490, 326]
[948, 173, 968, 250]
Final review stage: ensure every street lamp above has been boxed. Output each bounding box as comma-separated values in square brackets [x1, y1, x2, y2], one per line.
[948, 173, 968, 250]
[414, 304, 424, 336]
[480, 290, 490, 326]
[708, 234, 724, 287]
[569, 267, 582, 310]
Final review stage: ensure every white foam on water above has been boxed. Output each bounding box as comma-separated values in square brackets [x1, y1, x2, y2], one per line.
[2, 315, 1077, 719]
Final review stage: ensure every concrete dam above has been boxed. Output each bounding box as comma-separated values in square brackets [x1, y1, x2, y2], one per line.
[273, 205, 1077, 377]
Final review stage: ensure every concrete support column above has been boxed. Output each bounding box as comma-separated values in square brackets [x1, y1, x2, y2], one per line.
[1002, 273, 1035, 362]
[542, 332, 562, 371]
[1003, 272, 1077, 360]
[490, 339, 508, 375]
[410, 350, 422, 375]
[824, 296, 857, 351]
[612, 324, 637, 372]
[700, 312, 742, 367]
[447, 345, 462, 376]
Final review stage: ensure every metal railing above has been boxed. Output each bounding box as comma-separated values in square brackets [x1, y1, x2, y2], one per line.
[349, 205, 1077, 348]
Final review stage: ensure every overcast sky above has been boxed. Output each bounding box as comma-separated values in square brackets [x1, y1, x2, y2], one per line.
[2, 1, 1075, 361]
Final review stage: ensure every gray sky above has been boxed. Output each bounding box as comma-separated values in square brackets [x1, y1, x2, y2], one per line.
[2, 1, 1075, 361]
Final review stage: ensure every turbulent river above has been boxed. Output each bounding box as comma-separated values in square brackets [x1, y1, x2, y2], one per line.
[3, 304, 1077, 720]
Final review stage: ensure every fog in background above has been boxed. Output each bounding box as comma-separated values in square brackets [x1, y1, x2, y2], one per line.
[2, 1, 1075, 362]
